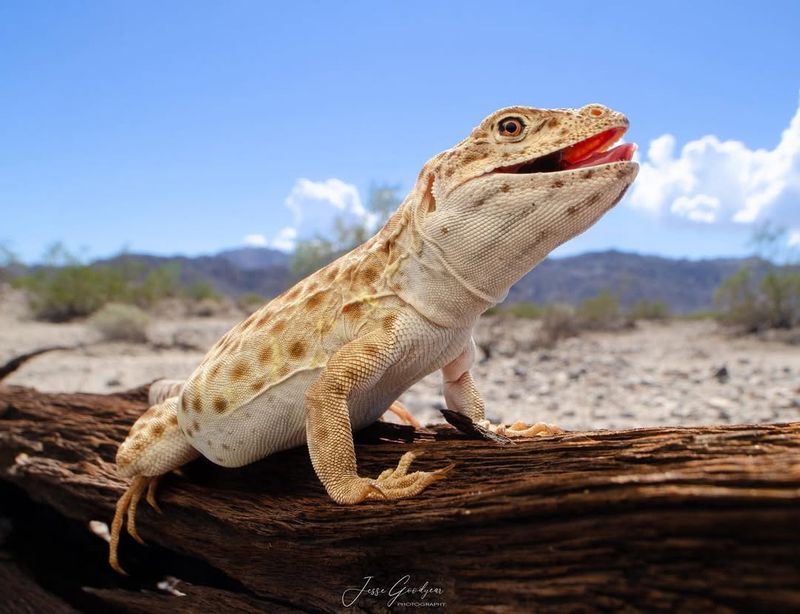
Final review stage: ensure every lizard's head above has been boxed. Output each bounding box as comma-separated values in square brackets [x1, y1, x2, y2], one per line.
[412, 104, 639, 303]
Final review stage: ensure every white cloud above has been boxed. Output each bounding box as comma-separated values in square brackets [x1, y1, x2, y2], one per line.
[267, 226, 297, 251]
[243, 233, 268, 247]
[252, 178, 377, 252]
[628, 97, 800, 245]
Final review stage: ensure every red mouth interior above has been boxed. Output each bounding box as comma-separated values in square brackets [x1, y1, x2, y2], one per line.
[495, 127, 636, 174]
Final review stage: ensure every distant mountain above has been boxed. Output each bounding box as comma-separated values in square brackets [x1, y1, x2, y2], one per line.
[217, 247, 291, 271]
[73, 247, 774, 314]
[98, 248, 293, 299]
[506, 250, 771, 314]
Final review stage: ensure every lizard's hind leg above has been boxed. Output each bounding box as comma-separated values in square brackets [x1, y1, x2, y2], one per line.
[110, 396, 200, 574]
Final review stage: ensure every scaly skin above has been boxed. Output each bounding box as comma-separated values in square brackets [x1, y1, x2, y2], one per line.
[109, 103, 639, 573]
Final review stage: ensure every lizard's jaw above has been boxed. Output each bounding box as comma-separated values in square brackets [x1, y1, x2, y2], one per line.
[494, 127, 636, 175]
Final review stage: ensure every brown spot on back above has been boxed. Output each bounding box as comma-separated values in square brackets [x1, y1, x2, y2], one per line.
[305, 292, 325, 310]
[258, 345, 273, 364]
[192, 396, 202, 413]
[277, 365, 290, 378]
[286, 286, 302, 300]
[288, 340, 307, 360]
[500, 184, 511, 193]
[342, 302, 363, 318]
[547, 117, 559, 127]
[152, 423, 165, 437]
[169, 414, 178, 425]
[271, 320, 287, 335]
[257, 312, 272, 327]
[209, 363, 221, 380]
[360, 267, 379, 285]
[324, 265, 339, 282]
[231, 359, 251, 381]
[213, 397, 228, 413]
[250, 377, 268, 392]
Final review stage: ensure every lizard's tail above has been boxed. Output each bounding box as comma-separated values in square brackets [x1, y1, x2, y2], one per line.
[116, 396, 199, 478]
[111, 396, 200, 574]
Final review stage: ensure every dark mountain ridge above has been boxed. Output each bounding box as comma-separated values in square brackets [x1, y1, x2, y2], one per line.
[85, 247, 770, 314]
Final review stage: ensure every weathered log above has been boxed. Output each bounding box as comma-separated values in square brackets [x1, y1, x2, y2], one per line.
[0, 384, 798, 612]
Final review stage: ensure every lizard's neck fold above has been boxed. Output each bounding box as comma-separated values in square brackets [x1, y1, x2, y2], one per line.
[379, 199, 499, 329]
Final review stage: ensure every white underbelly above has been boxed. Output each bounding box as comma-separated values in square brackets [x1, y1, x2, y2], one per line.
[183, 324, 472, 468]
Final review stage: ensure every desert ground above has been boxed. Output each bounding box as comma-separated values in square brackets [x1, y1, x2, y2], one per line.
[1, 287, 798, 431]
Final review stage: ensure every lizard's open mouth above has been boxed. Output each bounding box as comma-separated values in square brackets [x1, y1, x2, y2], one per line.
[495, 127, 636, 174]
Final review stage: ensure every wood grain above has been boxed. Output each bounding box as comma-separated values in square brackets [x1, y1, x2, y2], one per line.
[1, 384, 799, 612]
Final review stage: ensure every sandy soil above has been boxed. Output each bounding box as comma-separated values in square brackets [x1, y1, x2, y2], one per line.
[1, 288, 797, 430]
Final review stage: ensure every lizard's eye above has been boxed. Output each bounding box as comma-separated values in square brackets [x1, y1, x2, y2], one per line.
[498, 117, 524, 138]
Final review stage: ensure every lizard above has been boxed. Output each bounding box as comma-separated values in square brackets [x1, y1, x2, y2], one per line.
[109, 103, 638, 573]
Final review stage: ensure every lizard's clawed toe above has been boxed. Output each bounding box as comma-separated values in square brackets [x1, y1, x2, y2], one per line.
[492, 421, 564, 437]
[366, 451, 452, 500]
[109, 475, 163, 575]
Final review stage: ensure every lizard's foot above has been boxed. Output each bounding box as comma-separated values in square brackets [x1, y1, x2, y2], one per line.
[328, 452, 453, 504]
[109, 475, 162, 575]
[367, 451, 453, 500]
[383, 400, 422, 428]
[478, 420, 564, 437]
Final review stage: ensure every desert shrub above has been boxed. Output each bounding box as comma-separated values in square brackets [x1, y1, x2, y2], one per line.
[184, 280, 221, 302]
[715, 266, 800, 331]
[14, 264, 131, 321]
[137, 263, 182, 307]
[88, 303, 149, 342]
[716, 222, 800, 332]
[627, 299, 671, 321]
[11, 244, 187, 321]
[715, 267, 761, 331]
[506, 302, 544, 319]
[576, 290, 622, 330]
[537, 304, 579, 348]
[760, 270, 800, 329]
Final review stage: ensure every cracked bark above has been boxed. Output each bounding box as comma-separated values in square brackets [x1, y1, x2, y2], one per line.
[0, 384, 798, 613]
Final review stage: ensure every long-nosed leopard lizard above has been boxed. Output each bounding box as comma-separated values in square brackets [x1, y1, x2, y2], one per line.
[109, 103, 638, 573]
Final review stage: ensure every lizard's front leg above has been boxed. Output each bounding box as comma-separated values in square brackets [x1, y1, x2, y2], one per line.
[305, 331, 451, 504]
[442, 338, 563, 438]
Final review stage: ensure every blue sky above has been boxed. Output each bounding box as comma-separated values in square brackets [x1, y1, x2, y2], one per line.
[2, 1, 799, 263]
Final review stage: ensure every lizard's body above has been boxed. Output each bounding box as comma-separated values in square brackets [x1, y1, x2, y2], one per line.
[110, 104, 638, 573]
